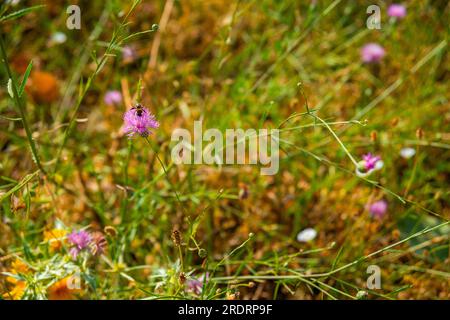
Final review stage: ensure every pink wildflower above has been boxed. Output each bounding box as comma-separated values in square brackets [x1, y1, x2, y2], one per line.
[367, 200, 388, 219]
[104, 90, 122, 106]
[122, 46, 137, 63]
[362, 153, 381, 170]
[123, 104, 159, 138]
[186, 273, 209, 295]
[388, 4, 406, 19]
[361, 43, 385, 63]
[67, 230, 91, 259]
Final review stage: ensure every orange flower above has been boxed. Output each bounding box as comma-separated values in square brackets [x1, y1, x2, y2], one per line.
[48, 276, 81, 300]
[2, 259, 30, 300]
[44, 228, 68, 251]
[26, 70, 60, 103]
[11, 259, 29, 274]
[2, 281, 26, 300]
[5, 259, 29, 284]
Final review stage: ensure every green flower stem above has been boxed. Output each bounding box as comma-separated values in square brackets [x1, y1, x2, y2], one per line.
[144, 137, 187, 274]
[144, 137, 187, 216]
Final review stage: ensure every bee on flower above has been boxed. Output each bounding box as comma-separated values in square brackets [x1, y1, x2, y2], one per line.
[123, 103, 159, 138]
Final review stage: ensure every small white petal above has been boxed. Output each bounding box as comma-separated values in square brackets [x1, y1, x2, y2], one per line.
[297, 228, 317, 242]
[374, 160, 384, 170]
[51, 32, 67, 44]
[400, 147, 416, 159]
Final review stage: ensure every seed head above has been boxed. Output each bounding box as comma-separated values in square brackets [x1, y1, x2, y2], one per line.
[90, 231, 107, 256]
[171, 229, 182, 246]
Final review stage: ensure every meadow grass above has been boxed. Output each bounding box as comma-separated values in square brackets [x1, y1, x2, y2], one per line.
[0, 0, 449, 300]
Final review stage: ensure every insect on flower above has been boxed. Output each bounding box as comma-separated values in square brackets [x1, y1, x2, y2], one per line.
[132, 103, 144, 116]
[123, 103, 159, 138]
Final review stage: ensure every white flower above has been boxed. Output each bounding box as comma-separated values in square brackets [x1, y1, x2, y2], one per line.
[51, 32, 67, 44]
[296, 228, 317, 242]
[400, 147, 416, 159]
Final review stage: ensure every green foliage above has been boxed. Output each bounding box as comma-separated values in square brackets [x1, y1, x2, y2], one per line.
[0, 0, 448, 300]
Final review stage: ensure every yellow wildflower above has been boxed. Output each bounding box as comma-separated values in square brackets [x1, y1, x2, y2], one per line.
[48, 276, 81, 300]
[44, 228, 68, 251]
[2, 258, 30, 300]
[11, 258, 29, 274]
[2, 281, 26, 300]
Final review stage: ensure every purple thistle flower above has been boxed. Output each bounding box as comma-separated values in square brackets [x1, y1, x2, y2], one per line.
[362, 153, 381, 170]
[388, 4, 406, 19]
[186, 273, 209, 295]
[104, 90, 122, 106]
[122, 46, 137, 63]
[69, 247, 80, 260]
[123, 105, 159, 138]
[367, 200, 388, 219]
[361, 43, 385, 63]
[67, 230, 91, 259]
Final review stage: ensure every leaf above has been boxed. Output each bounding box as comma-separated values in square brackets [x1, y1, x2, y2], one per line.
[78, 77, 84, 99]
[19, 60, 33, 97]
[22, 239, 34, 261]
[1, 272, 24, 281]
[0, 171, 39, 204]
[331, 244, 345, 270]
[121, 28, 158, 43]
[0, 5, 45, 22]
